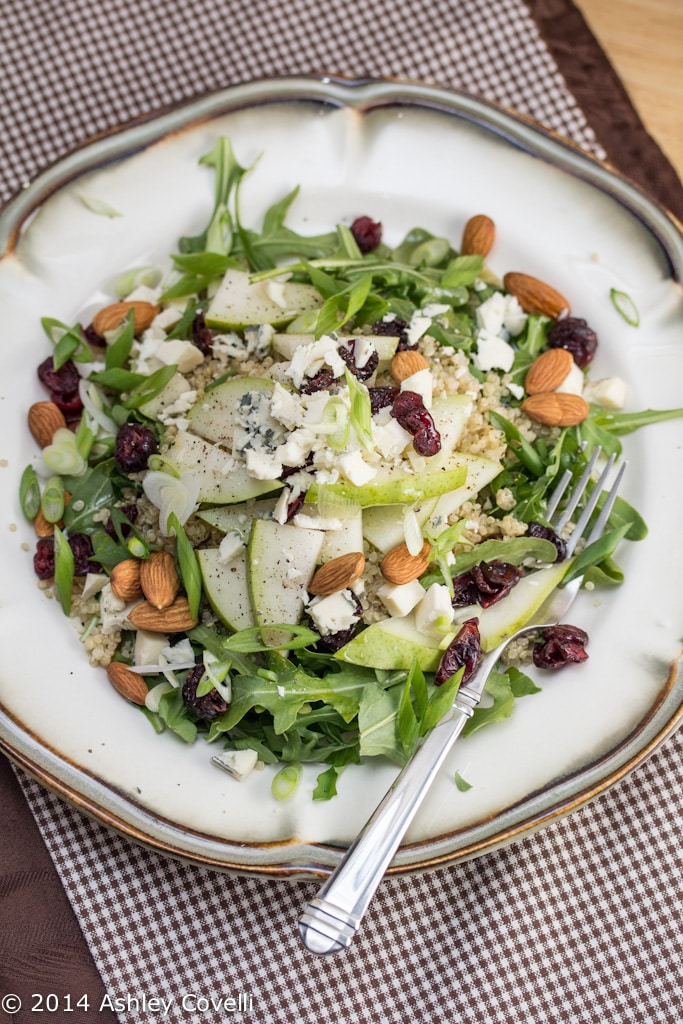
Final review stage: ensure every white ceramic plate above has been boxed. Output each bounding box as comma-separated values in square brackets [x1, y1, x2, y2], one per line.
[1, 78, 682, 877]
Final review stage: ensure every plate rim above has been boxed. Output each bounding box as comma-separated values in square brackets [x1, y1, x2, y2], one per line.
[1, 74, 682, 878]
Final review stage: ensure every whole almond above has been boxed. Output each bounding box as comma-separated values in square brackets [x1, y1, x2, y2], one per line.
[92, 300, 160, 336]
[28, 401, 67, 448]
[139, 550, 180, 610]
[521, 392, 589, 427]
[106, 661, 148, 706]
[503, 272, 570, 319]
[128, 597, 198, 633]
[380, 539, 432, 584]
[110, 558, 143, 602]
[309, 552, 365, 596]
[391, 350, 430, 383]
[524, 348, 574, 394]
[460, 214, 496, 257]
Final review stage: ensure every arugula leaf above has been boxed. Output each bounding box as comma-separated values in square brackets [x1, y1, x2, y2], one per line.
[105, 310, 135, 370]
[590, 406, 683, 436]
[441, 254, 484, 287]
[179, 136, 249, 255]
[156, 687, 198, 743]
[463, 669, 515, 736]
[358, 683, 404, 763]
[454, 771, 473, 792]
[313, 766, 342, 801]
[124, 364, 178, 409]
[561, 524, 631, 585]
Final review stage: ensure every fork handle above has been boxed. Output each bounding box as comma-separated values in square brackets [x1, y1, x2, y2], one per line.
[298, 672, 488, 956]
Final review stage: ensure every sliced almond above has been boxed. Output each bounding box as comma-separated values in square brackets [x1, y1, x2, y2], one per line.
[28, 401, 67, 448]
[106, 662, 148, 706]
[308, 552, 365, 596]
[139, 550, 180, 610]
[110, 558, 143, 602]
[380, 539, 432, 584]
[460, 214, 495, 257]
[524, 348, 574, 394]
[92, 300, 160, 336]
[390, 350, 430, 383]
[128, 596, 198, 633]
[503, 272, 570, 319]
[521, 392, 589, 427]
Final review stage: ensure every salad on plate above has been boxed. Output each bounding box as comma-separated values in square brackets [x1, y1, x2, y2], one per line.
[19, 138, 683, 800]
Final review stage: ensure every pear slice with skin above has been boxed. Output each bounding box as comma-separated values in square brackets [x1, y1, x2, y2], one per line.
[165, 430, 283, 504]
[186, 376, 275, 447]
[197, 547, 255, 631]
[336, 560, 569, 669]
[248, 520, 324, 632]
[205, 268, 322, 330]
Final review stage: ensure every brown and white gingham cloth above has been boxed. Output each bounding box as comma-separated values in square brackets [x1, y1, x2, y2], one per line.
[2, 2, 682, 1022]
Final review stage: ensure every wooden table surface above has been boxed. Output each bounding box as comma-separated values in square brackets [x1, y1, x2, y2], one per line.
[574, 0, 683, 176]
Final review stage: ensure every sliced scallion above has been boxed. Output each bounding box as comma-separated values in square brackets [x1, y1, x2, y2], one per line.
[41, 475, 65, 523]
[271, 763, 302, 800]
[53, 526, 75, 614]
[42, 428, 87, 476]
[169, 512, 202, 619]
[610, 288, 640, 327]
[19, 464, 41, 520]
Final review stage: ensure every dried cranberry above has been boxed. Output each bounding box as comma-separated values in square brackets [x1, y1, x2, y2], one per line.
[192, 311, 214, 356]
[371, 317, 412, 351]
[82, 323, 106, 347]
[182, 664, 228, 720]
[104, 503, 139, 539]
[413, 428, 442, 456]
[471, 561, 523, 607]
[390, 391, 441, 456]
[526, 521, 567, 562]
[435, 618, 483, 686]
[369, 386, 400, 414]
[68, 532, 97, 576]
[37, 356, 83, 416]
[285, 491, 306, 522]
[114, 423, 158, 473]
[338, 339, 380, 381]
[533, 624, 589, 670]
[34, 536, 55, 579]
[351, 216, 382, 254]
[547, 317, 598, 369]
[299, 368, 336, 395]
[33, 532, 96, 578]
[451, 560, 522, 609]
[281, 454, 314, 479]
[310, 593, 363, 653]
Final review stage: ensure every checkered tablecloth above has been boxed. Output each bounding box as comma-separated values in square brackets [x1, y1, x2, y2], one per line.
[1, 2, 682, 1023]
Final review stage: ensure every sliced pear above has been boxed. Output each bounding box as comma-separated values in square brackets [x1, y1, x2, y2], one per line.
[165, 430, 282, 504]
[308, 454, 468, 510]
[197, 548, 255, 631]
[186, 376, 274, 447]
[272, 332, 399, 367]
[336, 613, 442, 671]
[336, 560, 569, 668]
[197, 497, 278, 533]
[248, 520, 324, 629]
[318, 509, 364, 562]
[205, 268, 322, 330]
[362, 497, 437, 554]
[449, 561, 569, 651]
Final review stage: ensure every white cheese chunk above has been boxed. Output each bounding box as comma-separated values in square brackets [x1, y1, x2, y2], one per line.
[476, 292, 507, 335]
[270, 382, 303, 429]
[154, 338, 204, 373]
[81, 572, 109, 600]
[134, 630, 169, 666]
[473, 330, 515, 372]
[266, 281, 288, 309]
[407, 314, 432, 346]
[214, 748, 259, 781]
[307, 590, 361, 636]
[152, 306, 182, 330]
[554, 361, 584, 396]
[377, 579, 426, 617]
[338, 451, 377, 486]
[400, 368, 433, 408]
[161, 638, 195, 666]
[582, 376, 627, 410]
[245, 449, 283, 480]
[354, 336, 377, 369]
[218, 530, 245, 563]
[372, 418, 413, 459]
[503, 295, 527, 336]
[414, 583, 455, 637]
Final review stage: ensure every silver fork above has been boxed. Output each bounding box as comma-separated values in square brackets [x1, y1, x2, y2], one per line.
[299, 448, 627, 955]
